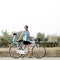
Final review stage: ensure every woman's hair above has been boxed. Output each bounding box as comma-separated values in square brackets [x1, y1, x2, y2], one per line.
[13, 33, 17, 35]
[24, 25, 28, 28]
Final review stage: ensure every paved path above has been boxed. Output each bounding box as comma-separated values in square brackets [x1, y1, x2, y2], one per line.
[0, 57, 60, 60]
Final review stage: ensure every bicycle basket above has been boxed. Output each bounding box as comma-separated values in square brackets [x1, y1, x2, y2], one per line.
[34, 38, 42, 45]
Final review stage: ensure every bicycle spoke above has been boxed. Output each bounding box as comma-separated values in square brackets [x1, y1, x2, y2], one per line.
[32, 45, 46, 58]
[9, 44, 21, 58]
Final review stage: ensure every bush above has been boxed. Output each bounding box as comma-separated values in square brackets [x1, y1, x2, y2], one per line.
[41, 42, 58, 47]
[57, 42, 60, 47]
[0, 36, 12, 47]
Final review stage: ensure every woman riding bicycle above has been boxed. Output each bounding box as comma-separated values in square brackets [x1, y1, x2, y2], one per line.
[9, 25, 46, 58]
[18, 25, 32, 56]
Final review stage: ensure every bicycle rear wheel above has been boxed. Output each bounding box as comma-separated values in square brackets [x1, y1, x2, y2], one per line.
[9, 44, 22, 58]
[32, 44, 46, 58]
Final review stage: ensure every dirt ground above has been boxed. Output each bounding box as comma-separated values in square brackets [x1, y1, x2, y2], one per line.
[0, 47, 60, 57]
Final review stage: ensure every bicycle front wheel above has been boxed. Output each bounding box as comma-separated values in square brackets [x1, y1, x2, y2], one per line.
[32, 44, 46, 58]
[9, 44, 21, 58]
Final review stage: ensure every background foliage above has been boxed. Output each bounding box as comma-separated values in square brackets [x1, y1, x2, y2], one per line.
[0, 31, 60, 47]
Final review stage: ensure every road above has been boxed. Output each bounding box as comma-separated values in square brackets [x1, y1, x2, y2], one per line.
[0, 57, 60, 60]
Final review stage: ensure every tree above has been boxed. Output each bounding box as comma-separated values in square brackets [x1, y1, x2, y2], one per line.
[57, 36, 60, 42]
[36, 32, 45, 41]
[0, 30, 13, 47]
[47, 35, 57, 43]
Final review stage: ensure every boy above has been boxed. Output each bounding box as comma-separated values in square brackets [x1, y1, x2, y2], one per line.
[13, 33, 19, 49]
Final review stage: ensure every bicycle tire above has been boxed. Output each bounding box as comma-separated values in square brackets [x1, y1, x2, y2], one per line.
[32, 44, 46, 58]
[9, 44, 22, 58]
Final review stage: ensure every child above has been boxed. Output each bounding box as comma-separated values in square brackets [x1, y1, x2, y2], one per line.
[13, 33, 19, 49]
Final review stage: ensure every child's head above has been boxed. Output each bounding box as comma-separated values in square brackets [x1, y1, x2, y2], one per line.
[13, 33, 17, 36]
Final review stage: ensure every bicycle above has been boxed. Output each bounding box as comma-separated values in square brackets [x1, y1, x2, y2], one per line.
[9, 39, 46, 59]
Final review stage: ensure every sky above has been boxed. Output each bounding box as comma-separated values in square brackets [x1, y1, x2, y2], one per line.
[0, 0, 60, 37]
